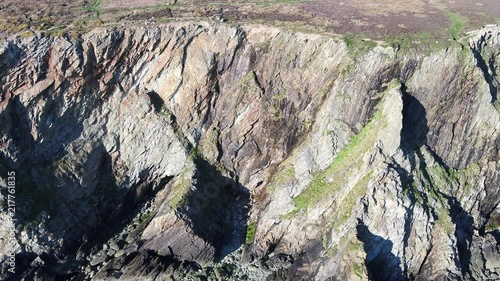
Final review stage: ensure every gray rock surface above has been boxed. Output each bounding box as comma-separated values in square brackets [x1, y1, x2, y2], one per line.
[0, 22, 498, 280]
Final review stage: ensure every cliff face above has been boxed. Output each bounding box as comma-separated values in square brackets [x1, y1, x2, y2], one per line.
[0, 22, 499, 280]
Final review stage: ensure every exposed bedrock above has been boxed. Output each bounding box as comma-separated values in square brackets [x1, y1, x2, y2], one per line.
[0, 22, 499, 280]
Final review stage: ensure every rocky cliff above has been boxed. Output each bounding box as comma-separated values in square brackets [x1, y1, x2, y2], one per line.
[0, 22, 499, 280]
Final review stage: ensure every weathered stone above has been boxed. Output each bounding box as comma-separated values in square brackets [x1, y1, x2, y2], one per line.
[0, 22, 498, 281]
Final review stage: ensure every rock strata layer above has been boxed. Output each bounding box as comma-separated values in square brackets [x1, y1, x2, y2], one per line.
[0, 22, 499, 280]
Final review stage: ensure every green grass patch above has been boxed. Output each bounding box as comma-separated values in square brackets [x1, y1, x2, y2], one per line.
[267, 164, 296, 193]
[411, 149, 481, 235]
[426, 158, 480, 199]
[168, 169, 193, 209]
[139, 210, 157, 223]
[330, 172, 373, 231]
[245, 222, 257, 244]
[436, 207, 455, 235]
[493, 100, 500, 114]
[343, 33, 379, 58]
[348, 239, 363, 252]
[234, 71, 257, 89]
[130, 210, 158, 239]
[292, 106, 386, 212]
[46, 26, 68, 37]
[416, 31, 432, 40]
[85, 0, 103, 18]
[383, 33, 450, 55]
[322, 231, 339, 257]
[486, 221, 498, 232]
[272, 90, 286, 101]
[446, 12, 467, 40]
[290, 79, 400, 213]
[353, 263, 365, 277]
[258, 0, 303, 6]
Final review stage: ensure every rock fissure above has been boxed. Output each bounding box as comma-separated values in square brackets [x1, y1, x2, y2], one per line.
[0, 23, 499, 281]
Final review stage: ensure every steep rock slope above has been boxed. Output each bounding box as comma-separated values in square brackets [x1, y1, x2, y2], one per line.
[0, 22, 498, 280]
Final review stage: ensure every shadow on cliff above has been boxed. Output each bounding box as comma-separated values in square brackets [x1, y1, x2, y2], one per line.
[0, 95, 36, 281]
[399, 85, 476, 279]
[445, 196, 475, 278]
[1, 80, 88, 165]
[0, 42, 26, 81]
[0, 94, 179, 279]
[401, 84, 428, 149]
[146, 90, 164, 112]
[400, 85, 439, 226]
[470, 45, 498, 104]
[0, 95, 35, 168]
[180, 154, 250, 262]
[356, 220, 404, 281]
[12, 143, 176, 280]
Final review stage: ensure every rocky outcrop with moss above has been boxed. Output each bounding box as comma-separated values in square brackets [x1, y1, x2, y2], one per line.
[0, 22, 499, 280]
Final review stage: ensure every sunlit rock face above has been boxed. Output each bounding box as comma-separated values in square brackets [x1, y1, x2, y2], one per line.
[0, 22, 499, 280]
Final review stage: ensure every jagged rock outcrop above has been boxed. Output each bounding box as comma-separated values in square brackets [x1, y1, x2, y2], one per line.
[0, 22, 498, 280]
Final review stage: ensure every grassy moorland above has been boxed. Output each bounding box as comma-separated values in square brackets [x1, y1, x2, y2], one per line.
[0, 0, 498, 43]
